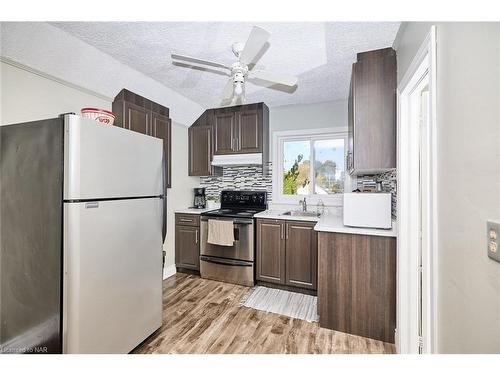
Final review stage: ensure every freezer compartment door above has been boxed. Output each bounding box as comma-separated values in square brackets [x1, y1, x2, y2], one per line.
[63, 198, 162, 354]
[64, 115, 163, 200]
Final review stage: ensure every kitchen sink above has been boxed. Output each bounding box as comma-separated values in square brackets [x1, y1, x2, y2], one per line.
[281, 210, 320, 217]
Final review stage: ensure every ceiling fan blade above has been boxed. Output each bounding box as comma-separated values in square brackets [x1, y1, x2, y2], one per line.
[172, 61, 231, 77]
[171, 53, 230, 70]
[249, 70, 298, 87]
[221, 78, 234, 100]
[239, 26, 270, 65]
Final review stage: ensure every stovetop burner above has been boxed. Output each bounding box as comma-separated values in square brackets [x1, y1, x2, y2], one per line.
[202, 208, 265, 218]
[201, 190, 267, 219]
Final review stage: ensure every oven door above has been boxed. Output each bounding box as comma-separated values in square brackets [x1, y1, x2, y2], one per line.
[200, 216, 254, 262]
[200, 256, 254, 287]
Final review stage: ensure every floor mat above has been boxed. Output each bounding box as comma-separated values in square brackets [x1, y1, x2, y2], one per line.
[241, 286, 319, 323]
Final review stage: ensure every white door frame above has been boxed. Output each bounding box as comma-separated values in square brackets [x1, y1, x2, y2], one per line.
[396, 26, 438, 354]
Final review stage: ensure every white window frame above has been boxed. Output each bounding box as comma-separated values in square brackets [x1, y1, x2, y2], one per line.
[272, 128, 350, 206]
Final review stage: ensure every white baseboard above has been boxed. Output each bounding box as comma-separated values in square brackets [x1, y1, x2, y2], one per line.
[163, 264, 177, 280]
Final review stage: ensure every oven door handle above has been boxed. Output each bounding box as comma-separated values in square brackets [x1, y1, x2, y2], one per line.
[200, 256, 253, 267]
[200, 217, 253, 225]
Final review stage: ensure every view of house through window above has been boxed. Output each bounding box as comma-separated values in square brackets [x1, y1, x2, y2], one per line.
[282, 135, 345, 196]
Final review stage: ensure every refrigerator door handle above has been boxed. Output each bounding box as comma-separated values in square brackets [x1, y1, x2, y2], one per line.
[161, 152, 167, 243]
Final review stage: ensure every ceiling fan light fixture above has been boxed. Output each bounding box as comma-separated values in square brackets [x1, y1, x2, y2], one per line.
[234, 81, 243, 96]
[170, 25, 298, 105]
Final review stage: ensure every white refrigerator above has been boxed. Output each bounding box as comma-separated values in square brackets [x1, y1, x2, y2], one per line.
[0, 114, 164, 354]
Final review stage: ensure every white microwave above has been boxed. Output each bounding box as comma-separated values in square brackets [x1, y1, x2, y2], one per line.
[343, 193, 392, 229]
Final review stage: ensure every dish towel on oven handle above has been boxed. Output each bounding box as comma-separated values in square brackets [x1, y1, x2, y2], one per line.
[207, 219, 235, 246]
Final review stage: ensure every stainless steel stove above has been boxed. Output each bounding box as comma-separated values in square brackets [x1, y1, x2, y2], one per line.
[200, 190, 267, 286]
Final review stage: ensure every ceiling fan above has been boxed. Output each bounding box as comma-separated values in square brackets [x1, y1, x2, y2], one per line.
[171, 26, 298, 105]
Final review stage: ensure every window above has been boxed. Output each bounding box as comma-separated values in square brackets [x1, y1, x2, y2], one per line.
[273, 129, 348, 205]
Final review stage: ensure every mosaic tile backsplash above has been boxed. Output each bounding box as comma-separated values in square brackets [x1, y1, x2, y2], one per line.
[356, 169, 397, 219]
[199, 163, 396, 219]
[199, 163, 273, 202]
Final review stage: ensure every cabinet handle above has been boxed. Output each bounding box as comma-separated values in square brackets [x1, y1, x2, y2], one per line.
[195, 230, 199, 244]
[236, 138, 239, 151]
[180, 218, 192, 223]
[280, 223, 284, 240]
[286, 224, 289, 240]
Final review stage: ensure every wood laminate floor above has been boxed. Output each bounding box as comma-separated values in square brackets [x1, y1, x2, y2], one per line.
[133, 273, 396, 354]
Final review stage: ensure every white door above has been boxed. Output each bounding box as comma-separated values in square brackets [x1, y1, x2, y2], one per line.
[63, 114, 163, 200]
[63, 198, 163, 353]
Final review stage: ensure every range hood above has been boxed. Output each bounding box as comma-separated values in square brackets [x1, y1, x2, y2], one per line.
[211, 153, 263, 166]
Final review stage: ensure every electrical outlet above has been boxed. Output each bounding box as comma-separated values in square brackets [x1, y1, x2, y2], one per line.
[487, 220, 500, 263]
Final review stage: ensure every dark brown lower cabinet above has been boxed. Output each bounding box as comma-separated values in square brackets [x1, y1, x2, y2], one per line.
[256, 219, 317, 291]
[256, 219, 286, 284]
[175, 214, 200, 271]
[317, 231, 396, 343]
[285, 221, 317, 290]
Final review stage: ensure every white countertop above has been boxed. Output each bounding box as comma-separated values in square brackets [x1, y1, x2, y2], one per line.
[314, 215, 397, 237]
[254, 210, 320, 222]
[174, 207, 217, 215]
[254, 210, 397, 237]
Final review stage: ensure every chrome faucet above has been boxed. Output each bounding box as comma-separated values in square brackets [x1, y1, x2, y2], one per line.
[300, 198, 307, 212]
[316, 199, 325, 216]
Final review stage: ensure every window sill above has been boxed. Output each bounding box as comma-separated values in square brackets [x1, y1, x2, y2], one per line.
[272, 194, 344, 207]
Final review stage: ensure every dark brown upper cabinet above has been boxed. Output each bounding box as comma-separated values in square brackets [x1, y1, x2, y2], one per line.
[347, 47, 396, 175]
[112, 89, 172, 188]
[188, 102, 269, 177]
[189, 125, 213, 176]
[124, 101, 150, 135]
[213, 103, 268, 155]
[256, 218, 318, 291]
[214, 111, 236, 154]
[236, 108, 262, 153]
[152, 113, 172, 188]
[188, 110, 222, 177]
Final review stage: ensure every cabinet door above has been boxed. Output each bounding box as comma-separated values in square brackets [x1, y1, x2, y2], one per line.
[235, 109, 261, 153]
[214, 112, 235, 154]
[175, 225, 200, 270]
[352, 50, 396, 173]
[318, 232, 396, 343]
[152, 113, 171, 188]
[256, 219, 286, 284]
[189, 125, 212, 176]
[285, 221, 318, 290]
[124, 101, 151, 135]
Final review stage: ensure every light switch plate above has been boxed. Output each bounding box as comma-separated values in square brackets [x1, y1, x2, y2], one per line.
[487, 220, 500, 263]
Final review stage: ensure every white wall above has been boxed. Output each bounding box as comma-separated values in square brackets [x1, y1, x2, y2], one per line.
[269, 99, 348, 154]
[394, 22, 500, 353]
[1, 61, 111, 124]
[267, 100, 348, 213]
[0, 22, 204, 125]
[164, 122, 200, 273]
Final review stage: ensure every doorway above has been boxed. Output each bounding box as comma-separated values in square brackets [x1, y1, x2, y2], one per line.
[397, 26, 438, 354]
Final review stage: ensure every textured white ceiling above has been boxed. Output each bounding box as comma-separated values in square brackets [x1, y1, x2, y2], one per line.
[50, 22, 400, 108]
